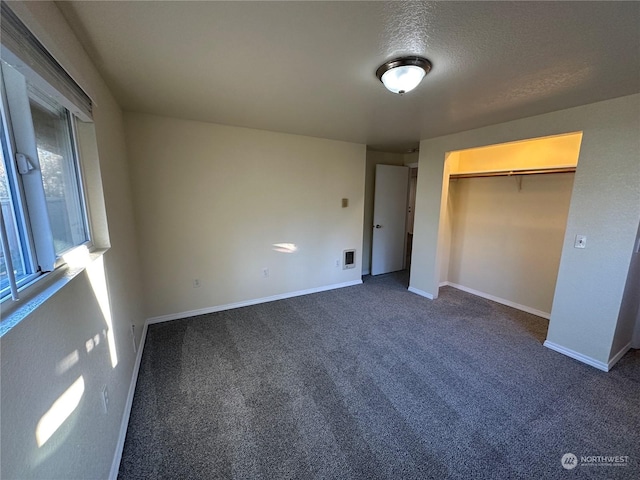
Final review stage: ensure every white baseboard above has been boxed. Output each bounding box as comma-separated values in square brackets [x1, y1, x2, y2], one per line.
[109, 321, 149, 480]
[444, 282, 550, 319]
[608, 342, 631, 371]
[439, 281, 450, 287]
[147, 279, 363, 324]
[408, 286, 435, 300]
[543, 341, 609, 372]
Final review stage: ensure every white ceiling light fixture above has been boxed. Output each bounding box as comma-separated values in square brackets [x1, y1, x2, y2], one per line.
[376, 56, 432, 95]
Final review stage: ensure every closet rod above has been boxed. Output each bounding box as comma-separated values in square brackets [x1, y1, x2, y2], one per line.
[449, 166, 576, 179]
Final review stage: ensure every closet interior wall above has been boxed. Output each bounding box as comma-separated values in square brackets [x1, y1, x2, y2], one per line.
[445, 172, 575, 316]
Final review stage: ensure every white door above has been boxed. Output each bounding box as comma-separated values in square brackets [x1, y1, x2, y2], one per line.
[371, 164, 409, 275]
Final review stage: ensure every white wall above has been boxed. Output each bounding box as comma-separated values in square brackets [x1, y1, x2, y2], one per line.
[362, 150, 405, 275]
[1, 2, 144, 479]
[410, 94, 640, 368]
[404, 152, 419, 166]
[633, 296, 640, 349]
[447, 173, 575, 315]
[125, 113, 365, 319]
[614, 220, 640, 352]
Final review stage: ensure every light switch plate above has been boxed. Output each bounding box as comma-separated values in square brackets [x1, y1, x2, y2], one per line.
[574, 235, 587, 249]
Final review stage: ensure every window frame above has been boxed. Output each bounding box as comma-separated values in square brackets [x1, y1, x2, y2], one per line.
[28, 84, 92, 259]
[0, 66, 39, 299]
[0, 5, 97, 309]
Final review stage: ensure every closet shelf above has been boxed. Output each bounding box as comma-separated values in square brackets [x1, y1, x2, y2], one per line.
[449, 166, 576, 179]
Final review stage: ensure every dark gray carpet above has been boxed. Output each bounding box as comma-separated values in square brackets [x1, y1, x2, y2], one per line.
[119, 272, 640, 479]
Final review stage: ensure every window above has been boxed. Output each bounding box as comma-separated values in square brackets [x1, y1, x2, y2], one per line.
[0, 3, 93, 303]
[0, 133, 30, 295]
[30, 93, 88, 255]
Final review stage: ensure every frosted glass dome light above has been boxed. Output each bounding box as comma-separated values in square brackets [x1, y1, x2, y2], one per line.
[380, 65, 426, 94]
[376, 56, 432, 95]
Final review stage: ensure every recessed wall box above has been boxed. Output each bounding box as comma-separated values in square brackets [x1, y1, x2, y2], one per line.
[343, 249, 355, 269]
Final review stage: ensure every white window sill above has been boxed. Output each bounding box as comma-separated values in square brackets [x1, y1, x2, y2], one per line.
[0, 247, 109, 337]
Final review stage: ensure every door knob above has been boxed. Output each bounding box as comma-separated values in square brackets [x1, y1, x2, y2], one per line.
[375, 224, 382, 229]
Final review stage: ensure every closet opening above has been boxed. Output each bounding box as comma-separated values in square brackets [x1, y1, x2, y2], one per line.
[439, 132, 583, 333]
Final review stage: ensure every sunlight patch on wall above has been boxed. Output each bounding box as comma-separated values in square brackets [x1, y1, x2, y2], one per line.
[35, 376, 84, 447]
[272, 243, 298, 254]
[85, 333, 101, 353]
[63, 246, 118, 368]
[86, 256, 118, 368]
[55, 350, 79, 376]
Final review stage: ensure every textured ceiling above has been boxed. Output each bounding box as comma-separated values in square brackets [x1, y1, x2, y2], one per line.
[58, 1, 640, 152]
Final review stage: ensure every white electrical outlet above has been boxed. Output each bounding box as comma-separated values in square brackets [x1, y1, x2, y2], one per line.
[262, 268, 269, 278]
[101, 385, 109, 413]
[193, 279, 201, 288]
[335, 259, 340, 268]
